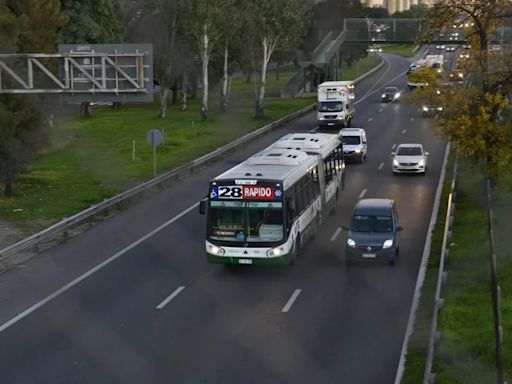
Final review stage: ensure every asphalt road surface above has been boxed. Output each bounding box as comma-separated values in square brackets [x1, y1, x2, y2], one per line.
[0, 49, 447, 384]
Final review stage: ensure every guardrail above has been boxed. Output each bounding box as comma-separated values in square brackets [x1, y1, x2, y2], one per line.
[423, 159, 458, 384]
[0, 103, 315, 262]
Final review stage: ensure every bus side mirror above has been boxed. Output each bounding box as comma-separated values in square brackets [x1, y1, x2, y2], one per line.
[198, 198, 207, 215]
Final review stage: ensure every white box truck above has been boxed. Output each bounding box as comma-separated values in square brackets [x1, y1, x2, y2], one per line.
[317, 81, 355, 130]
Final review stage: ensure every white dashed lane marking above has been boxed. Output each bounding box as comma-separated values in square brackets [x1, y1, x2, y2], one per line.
[359, 189, 367, 198]
[368, 117, 373, 122]
[156, 286, 186, 309]
[378, 162, 384, 170]
[282, 289, 302, 313]
[402, 129, 407, 134]
[330, 227, 342, 242]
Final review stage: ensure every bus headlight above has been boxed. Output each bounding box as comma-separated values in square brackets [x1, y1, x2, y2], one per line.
[267, 246, 284, 257]
[208, 245, 225, 256]
[347, 238, 356, 248]
[383, 239, 393, 249]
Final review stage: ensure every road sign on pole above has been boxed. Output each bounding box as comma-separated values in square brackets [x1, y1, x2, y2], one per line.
[146, 129, 163, 177]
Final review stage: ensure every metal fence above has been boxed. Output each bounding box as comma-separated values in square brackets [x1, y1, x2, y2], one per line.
[486, 178, 505, 384]
[423, 159, 458, 384]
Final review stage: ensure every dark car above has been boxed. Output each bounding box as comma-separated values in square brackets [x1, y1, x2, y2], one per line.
[344, 199, 402, 266]
[381, 86, 400, 103]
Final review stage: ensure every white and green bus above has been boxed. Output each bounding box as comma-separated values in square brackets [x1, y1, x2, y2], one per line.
[199, 133, 345, 265]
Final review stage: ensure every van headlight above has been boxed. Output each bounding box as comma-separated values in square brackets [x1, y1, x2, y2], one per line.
[208, 245, 225, 256]
[393, 159, 400, 166]
[382, 94, 386, 98]
[383, 239, 393, 249]
[422, 106, 428, 112]
[267, 246, 284, 257]
[347, 238, 356, 248]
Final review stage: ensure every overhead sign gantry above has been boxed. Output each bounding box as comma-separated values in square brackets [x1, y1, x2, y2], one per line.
[0, 44, 153, 103]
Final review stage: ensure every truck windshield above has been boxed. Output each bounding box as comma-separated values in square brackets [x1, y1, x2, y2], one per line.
[319, 101, 343, 112]
[209, 201, 284, 243]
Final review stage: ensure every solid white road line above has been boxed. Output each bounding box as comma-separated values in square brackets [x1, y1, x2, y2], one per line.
[368, 117, 373, 122]
[378, 162, 384, 170]
[0, 202, 200, 334]
[394, 143, 451, 384]
[402, 129, 407, 134]
[156, 286, 185, 309]
[282, 289, 302, 313]
[330, 227, 342, 242]
[358, 189, 367, 198]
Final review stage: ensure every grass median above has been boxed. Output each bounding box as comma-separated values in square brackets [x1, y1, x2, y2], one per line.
[402, 154, 512, 383]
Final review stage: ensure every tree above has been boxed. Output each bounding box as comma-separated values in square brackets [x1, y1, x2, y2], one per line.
[181, 0, 225, 120]
[419, 0, 512, 181]
[60, 0, 123, 117]
[216, 0, 244, 113]
[0, 0, 67, 196]
[60, 0, 122, 44]
[246, 0, 311, 118]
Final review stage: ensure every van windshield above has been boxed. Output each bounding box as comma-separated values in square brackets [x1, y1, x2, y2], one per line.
[351, 215, 393, 233]
[342, 136, 361, 145]
[319, 101, 343, 112]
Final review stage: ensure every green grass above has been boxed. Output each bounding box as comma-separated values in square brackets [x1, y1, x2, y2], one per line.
[340, 56, 381, 80]
[382, 44, 418, 57]
[417, 158, 500, 383]
[0, 67, 314, 229]
[401, 151, 456, 384]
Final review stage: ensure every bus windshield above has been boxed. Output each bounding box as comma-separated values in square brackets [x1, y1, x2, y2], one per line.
[209, 201, 284, 243]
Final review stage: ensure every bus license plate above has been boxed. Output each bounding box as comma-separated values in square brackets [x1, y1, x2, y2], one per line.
[362, 253, 376, 259]
[239, 259, 252, 264]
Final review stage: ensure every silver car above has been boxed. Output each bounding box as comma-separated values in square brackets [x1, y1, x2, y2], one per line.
[392, 143, 429, 175]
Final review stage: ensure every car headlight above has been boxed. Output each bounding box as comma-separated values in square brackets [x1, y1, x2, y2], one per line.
[382, 94, 386, 98]
[354, 148, 361, 153]
[208, 245, 225, 256]
[437, 106, 443, 111]
[347, 238, 356, 248]
[418, 159, 425, 166]
[458, 73, 464, 78]
[422, 106, 428, 112]
[267, 246, 284, 257]
[393, 159, 400, 166]
[395, 92, 400, 98]
[383, 239, 393, 249]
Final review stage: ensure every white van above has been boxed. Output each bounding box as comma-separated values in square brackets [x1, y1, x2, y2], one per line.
[340, 128, 367, 163]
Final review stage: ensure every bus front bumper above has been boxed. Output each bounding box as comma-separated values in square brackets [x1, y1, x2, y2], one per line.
[207, 252, 294, 266]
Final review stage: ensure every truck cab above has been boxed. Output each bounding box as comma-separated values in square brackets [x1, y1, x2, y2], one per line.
[317, 81, 355, 130]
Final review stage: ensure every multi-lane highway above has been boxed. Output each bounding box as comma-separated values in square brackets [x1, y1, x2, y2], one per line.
[0, 50, 447, 384]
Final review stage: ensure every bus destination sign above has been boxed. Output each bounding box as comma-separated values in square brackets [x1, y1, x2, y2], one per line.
[210, 185, 282, 201]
